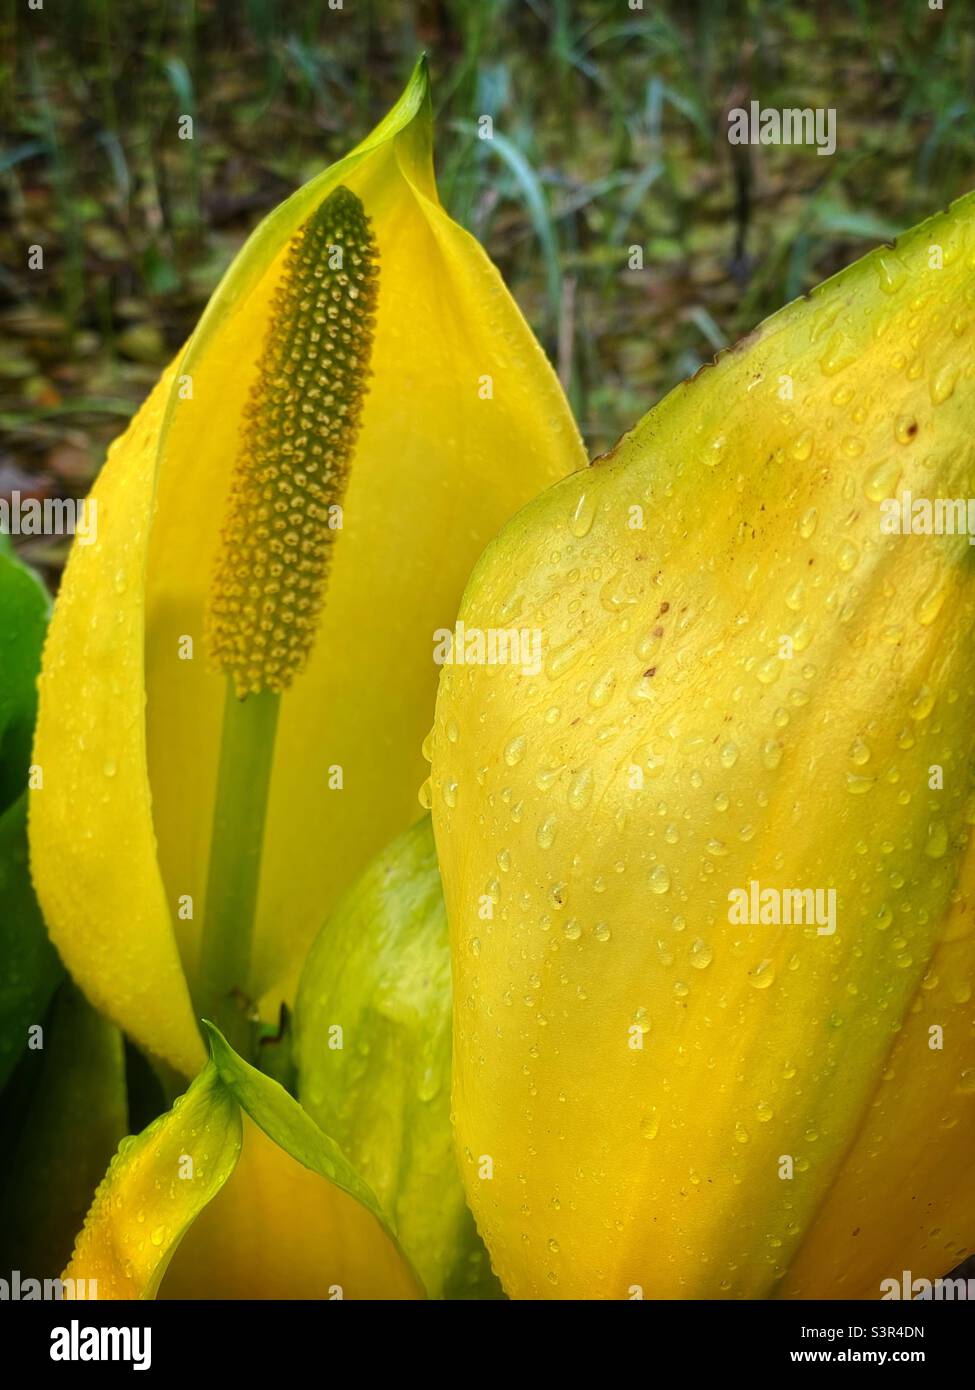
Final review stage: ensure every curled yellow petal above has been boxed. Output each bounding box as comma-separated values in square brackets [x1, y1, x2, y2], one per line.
[161, 1116, 421, 1300]
[161, 1026, 422, 1299]
[63, 1059, 241, 1299]
[29, 366, 205, 1078]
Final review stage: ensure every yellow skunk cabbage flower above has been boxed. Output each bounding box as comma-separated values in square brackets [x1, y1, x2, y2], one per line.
[29, 57, 584, 1079]
[432, 194, 975, 1298]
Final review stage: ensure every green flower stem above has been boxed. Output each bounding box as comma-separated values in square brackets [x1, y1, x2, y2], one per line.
[198, 682, 280, 1058]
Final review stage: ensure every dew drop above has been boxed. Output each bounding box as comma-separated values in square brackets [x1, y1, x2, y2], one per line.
[761, 739, 783, 770]
[894, 416, 918, 445]
[504, 735, 527, 767]
[930, 362, 959, 404]
[915, 583, 947, 627]
[864, 459, 902, 502]
[909, 685, 936, 721]
[588, 669, 616, 709]
[799, 507, 819, 539]
[846, 773, 873, 795]
[569, 492, 595, 538]
[690, 938, 713, 970]
[720, 741, 740, 768]
[836, 540, 860, 572]
[749, 959, 776, 989]
[925, 820, 949, 859]
[536, 815, 557, 849]
[849, 737, 871, 765]
[874, 903, 893, 931]
[785, 580, 804, 612]
[567, 767, 594, 810]
[703, 433, 727, 467]
[640, 1112, 660, 1140]
[649, 864, 671, 895]
[875, 253, 908, 294]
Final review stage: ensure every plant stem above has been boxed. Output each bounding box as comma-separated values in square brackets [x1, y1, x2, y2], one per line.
[198, 682, 280, 1058]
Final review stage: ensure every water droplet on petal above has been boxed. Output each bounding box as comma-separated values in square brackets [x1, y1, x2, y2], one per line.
[569, 492, 595, 537]
[749, 959, 776, 989]
[649, 864, 671, 895]
[690, 938, 713, 970]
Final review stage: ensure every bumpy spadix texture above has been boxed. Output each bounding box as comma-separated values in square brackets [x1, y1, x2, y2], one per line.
[207, 187, 378, 696]
[433, 193, 975, 1298]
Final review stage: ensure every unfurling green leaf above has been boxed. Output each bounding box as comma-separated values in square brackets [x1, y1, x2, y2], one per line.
[295, 816, 502, 1299]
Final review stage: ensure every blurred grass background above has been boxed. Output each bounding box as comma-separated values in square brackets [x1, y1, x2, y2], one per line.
[1, 0, 974, 579]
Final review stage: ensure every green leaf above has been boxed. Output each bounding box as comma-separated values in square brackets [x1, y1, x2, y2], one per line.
[294, 815, 502, 1299]
[0, 535, 50, 811]
[0, 794, 62, 1091]
[0, 541, 60, 1091]
[0, 980, 127, 1280]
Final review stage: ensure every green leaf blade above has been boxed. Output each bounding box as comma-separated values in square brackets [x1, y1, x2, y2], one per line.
[294, 815, 502, 1299]
[0, 542, 60, 1091]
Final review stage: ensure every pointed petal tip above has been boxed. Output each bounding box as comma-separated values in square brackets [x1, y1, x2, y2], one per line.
[386, 52, 432, 136]
[200, 1019, 232, 1073]
[411, 51, 430, 88]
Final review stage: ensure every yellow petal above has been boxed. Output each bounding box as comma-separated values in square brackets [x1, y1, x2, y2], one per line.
[432, 193, 975, 1297]
[29, 367, 205, 1077]
[781, 855, 975, 1298]
[63, 1058, 241, 1298]
[64, 1025, 420, 1301]
[162, 1026, 422, 1298]
[161, 1116, 421, 1300]
[30, 59, 584, 1073]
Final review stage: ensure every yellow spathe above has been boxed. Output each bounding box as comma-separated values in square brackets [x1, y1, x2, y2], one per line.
[432, 194, 975, 1298]
[29, 59, 585, 1075]
[62, 1060, 241, 1299]
[161, 1116, 421, 1300]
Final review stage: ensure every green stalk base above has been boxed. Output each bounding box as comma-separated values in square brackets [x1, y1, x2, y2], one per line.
[197, 683, 280, 1059]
